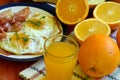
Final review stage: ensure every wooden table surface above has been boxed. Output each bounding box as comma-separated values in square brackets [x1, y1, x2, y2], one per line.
[0, 58, 35, 80]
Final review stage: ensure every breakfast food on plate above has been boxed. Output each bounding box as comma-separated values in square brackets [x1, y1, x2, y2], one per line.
[32, 0, 58, 3]
[74, 18, 111, 44]
[0, 7, 63, 55]
[78, 34, 120, 78]
[93, 1, 120, 30]
[56, 0, 89, 25]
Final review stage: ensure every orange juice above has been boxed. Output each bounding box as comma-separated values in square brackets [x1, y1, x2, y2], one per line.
[44, 42, 78, 80]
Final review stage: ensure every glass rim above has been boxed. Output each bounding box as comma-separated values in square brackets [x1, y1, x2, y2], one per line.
[44, 35, 79, 58]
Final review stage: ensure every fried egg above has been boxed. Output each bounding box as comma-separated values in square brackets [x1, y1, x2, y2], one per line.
[23, 15, 57, 38]
[0, 14, 63, 55]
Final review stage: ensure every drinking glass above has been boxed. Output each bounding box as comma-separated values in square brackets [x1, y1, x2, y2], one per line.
[44, 35, 79, 80]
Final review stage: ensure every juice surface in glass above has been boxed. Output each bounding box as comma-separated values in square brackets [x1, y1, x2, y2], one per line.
[44, 42, 78, 80]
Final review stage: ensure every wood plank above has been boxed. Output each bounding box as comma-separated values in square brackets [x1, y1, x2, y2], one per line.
[0, 59, 35, 80]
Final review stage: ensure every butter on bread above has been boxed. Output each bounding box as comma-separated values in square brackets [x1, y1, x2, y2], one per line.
[32, 0, 58, 3]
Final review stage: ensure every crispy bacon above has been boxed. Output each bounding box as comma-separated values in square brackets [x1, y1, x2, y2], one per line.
[0, 48, 12, 56]
[12, 7, 30, 23]
[10, 22, 23, 32]
[0, 7, 30, 40]
[0, 9, 12, 25]
[3, 22, 11, 31]
[0, 9, 12, 39]
[0, 17, 9, 25]
[0, 9, 12, 18]
[0, 9, 11, 18]
[0, 27, 6, 40]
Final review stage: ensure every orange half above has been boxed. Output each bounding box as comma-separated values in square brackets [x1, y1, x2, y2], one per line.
[56, 0, 89, 25]
[74, 18, 111, 44]
[93, 1, 120, 30]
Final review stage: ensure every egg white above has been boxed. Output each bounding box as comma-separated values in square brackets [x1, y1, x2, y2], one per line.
[0, 14, 63, 55]
[0, 32, 45, 55]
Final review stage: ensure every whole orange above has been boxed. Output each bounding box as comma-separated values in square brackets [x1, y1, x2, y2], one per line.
[116, 28, 120, 48]
[78, 34, 120, 78]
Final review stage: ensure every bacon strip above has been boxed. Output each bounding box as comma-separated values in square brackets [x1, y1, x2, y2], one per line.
[0, 7, 30, 40]
[0, 27, 6, 40]
[0, 48, 12, 56]
[12, 7, 30, 23]
[0, 9, 12, 25]
[10, 22, 23, 32]
[10, 7, 30, 32]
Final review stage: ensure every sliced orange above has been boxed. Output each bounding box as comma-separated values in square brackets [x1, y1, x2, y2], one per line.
[93, 1, 120, 30]
[88, 0, 105, 8]
[74, 18, 111, 44]
[56, 0, 89, 25]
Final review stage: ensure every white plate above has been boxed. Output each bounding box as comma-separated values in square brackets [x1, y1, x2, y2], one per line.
[0, 2, 66, 62]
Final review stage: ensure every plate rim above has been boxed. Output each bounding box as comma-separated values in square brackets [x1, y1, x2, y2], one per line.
[0, 2, 67, 62]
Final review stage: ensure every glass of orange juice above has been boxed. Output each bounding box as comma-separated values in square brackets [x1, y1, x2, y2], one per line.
[44, 35, 79, 80]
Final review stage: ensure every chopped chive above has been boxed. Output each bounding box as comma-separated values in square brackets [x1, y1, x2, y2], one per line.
[9, 38, 11, 41]
[22, 37, 29, 42]
[40, 16, 46, 19]
[27, 20, 41, 27]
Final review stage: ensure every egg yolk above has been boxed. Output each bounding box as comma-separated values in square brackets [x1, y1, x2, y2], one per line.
[10, 32, 29, 48]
